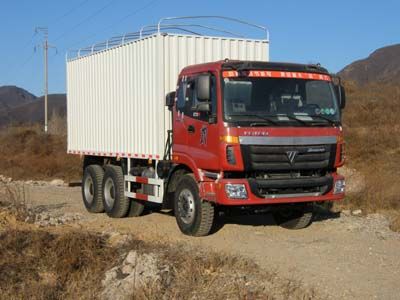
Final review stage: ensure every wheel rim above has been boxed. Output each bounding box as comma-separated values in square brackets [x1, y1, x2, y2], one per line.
[84, 176, 94, 204]
[177, 188, 195, 224]
[104, 177, 116, 208]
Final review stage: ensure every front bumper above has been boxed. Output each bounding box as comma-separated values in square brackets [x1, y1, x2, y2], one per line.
[199, 173, 345, 205]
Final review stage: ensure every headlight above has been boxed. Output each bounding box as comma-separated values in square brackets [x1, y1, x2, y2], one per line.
[333, 179, 345, 194]
[225, 184, 248, 199]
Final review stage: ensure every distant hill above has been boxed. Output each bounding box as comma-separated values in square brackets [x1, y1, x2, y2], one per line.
[339, 44, 400, 85]
[0, 86, 36, 112]
[0, 89, 66, 128]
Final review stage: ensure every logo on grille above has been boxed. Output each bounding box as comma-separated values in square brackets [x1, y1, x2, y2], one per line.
[286, 150, 298, 164]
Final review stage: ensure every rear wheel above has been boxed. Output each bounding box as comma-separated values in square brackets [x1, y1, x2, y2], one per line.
[102, 165, 130, 218]
[82, 165, 104, 213]
[174, 174, 214, 236]
[273, 203, 314, 229]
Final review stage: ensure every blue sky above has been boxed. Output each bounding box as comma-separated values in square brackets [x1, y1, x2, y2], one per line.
[0, 0, 399, 96]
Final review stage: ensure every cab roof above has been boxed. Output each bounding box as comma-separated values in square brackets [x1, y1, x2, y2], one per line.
[180, 60, 330, 76]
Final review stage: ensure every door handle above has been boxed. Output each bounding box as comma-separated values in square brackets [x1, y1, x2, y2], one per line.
[187, 125, 195, 134]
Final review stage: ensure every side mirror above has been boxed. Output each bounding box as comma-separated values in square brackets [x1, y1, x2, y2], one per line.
[196, 74, 211, 101]
[195, 102, 211, 112]
[332, 75, 346, 110]
[339, 85, 346, 109]
[165, 91, 176, 110]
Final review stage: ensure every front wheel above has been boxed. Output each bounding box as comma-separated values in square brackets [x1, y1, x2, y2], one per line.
[272, 203, 314, 229]
[174, 174, 215, 236]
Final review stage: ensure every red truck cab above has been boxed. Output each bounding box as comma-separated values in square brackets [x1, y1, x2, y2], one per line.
[167, 60, 345, 235]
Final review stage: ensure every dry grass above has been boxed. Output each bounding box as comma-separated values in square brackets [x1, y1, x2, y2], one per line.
[341, 81, 400, 228]
[0, 186, 315, 300]
[136, 247, 279, 300]
[0, 228, 118, 300]
[0, 124, 81, 181]
[0, 231, 315, 300]
[0, 183, 118, 299]
[0, 225, 316, 300]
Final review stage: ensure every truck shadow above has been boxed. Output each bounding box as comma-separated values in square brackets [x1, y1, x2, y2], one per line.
[151, 204, 341, 235]
[215, 213, 276, 229]
[210, 205, 341, 234]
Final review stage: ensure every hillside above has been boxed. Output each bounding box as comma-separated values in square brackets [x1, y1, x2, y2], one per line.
[339, 44, 400, 85]
[0, 93, 66, 128]
[0, 86, 36, 112]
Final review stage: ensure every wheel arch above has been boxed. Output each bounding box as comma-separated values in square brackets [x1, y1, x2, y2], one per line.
[166, 164, 194, 193]
[83, 155, 104, 170]
[161, 164, 193, 210]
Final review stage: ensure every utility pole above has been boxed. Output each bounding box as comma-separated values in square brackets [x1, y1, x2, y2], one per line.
[35, 27, 56, 133]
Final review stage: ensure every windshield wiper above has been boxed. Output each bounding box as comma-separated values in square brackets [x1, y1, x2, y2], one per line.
[308, 115, 340, 126]
[277, 114, 309, 126]
[249, 122, 272, 127]
[227, 114, 279, 125]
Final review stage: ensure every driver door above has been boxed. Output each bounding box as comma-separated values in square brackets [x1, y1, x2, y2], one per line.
[173, 73, 219, 171]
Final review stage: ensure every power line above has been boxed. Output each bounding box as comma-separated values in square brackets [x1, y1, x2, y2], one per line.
[20, 32, 37, 50]
[0, 31, 38, 84]
[1, 48, 37, 85]
[50, 0, 90, 26]
[64, 0, 159, 50]
[18, 50, 37, 69]
[54, 0, 118, 42]
[1, 1, 88, 84]
[108, 0, 160, 32]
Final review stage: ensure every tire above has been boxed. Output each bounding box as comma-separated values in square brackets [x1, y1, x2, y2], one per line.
[127, 199, 145, 217]
[102, 165, 130, 218]
[82, 165, 104, 213]
[273, 203, 314, 230]
[174, 174, 214, 236]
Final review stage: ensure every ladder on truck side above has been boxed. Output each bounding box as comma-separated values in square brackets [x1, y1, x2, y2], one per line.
[124, 174, 164, 204]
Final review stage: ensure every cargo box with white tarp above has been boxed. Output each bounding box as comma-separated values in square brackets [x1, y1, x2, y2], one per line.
[66, 16, 269, 159]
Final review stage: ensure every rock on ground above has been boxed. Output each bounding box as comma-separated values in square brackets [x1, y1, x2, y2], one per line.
[34, 212, 84, 227]
[101, 250, 169, 300]
[49, 179, 65, 186]
[0, 175, 12, 184]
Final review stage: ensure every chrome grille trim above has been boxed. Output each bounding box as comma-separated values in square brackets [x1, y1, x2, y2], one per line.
[239, 136, 337, 145]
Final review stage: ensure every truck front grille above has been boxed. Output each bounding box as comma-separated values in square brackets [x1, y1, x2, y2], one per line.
[248, 175, 333, 198]
[238, 144, 336, 197]
[240, 144, 336, 172]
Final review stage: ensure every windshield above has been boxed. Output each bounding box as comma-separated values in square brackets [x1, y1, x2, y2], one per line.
[222, 72, 340, 126]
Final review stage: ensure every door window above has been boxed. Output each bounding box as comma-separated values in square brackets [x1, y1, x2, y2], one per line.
[176, 78, 187, 113]
[176, 74, 217, 122]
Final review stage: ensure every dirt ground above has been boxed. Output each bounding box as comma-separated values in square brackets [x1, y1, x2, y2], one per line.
[18, 183, 400, 300]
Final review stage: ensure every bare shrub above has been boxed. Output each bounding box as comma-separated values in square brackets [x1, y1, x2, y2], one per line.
[0, 182, 30, 221]
[48, 109, 67, 136]
[390, 214, 400, 232]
